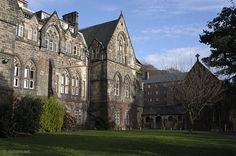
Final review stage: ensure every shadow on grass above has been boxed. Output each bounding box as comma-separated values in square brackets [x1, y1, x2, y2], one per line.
[0, 131, 236, 156]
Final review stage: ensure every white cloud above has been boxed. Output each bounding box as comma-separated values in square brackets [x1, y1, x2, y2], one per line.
[142, 46, 211, 71]
[142, 24, 204, 38]
[132, 0, 231, 16]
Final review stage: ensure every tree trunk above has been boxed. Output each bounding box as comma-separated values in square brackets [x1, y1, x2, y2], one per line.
[188, 111, 194, 133]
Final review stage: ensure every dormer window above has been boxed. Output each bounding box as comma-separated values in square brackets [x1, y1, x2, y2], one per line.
[45, 29, 59, 52]
[28, 27, 38, 42]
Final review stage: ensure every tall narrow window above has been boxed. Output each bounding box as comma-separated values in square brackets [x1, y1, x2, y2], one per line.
[27, 27, 33, 40]
[114, 75, 121, 96]
[117, 35, 125, 64]
[74, 109, 82, 125]
[66, 41, 72, 53]
[71, 77, 76, 95]
[125, 111, 130, 125]
[124, 77, 130, 98]
[32, 29, 38, 41]
[55, 75, 59, 93]
[75, 77, 80, 95]
[24, 61, 36, 89]
[17, 24, 24, 37]
[61, 75, 65, 94]
[61, 70, 70, 94]
[114, 110, 120, 126]
[13, 58, 21, 87]
[73, 46, 77, 55]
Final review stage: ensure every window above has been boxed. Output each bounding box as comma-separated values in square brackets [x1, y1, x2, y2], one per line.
[124, 76, 130, 98]
[114, 110, 120, 126]
[33, 29, 38, 41]
[117, 35, 125, 63]
[156, 91, 159, 95]
[125, 111, 130, 125]
[27, 28, 32, 40]
[74, 109, 82, 125]
[66, 41, 72, 53]
[75, 78, 80, 95]
[45, 29, 59, 52]
[27, 27, 37, 41]
[156, 98, 159, 101]
[24, 61, 36, 89]
[148, 85, 151, 88]
[114, 75, 121, 96]
[73, 46, 77, 55]
[61, 70, 70, 94]
[13, 58, 21, 87]
[17, 24, 24, 37]
[71, 76, 80, 96]
[55, 75, 59, 93]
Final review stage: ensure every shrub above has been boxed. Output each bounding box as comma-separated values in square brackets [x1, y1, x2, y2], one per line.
[62, 112, 77, 131]
[13, 96, 65, 134]
[13, 96, 42, 134]
[39, 96, 64, 132]
[0, 103, 13, 137]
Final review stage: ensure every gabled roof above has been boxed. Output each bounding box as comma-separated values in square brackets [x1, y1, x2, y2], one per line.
[79, 19, 119, 47]
[143, 72, 187, 84]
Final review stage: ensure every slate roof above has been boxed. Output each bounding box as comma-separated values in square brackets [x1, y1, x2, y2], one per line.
[143, 105, 185, 115]
[143, 72, 187, 84]
[79, 19, 119, 47]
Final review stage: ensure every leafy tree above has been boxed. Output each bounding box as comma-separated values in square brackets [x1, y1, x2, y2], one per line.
[200, 4, 236, 82]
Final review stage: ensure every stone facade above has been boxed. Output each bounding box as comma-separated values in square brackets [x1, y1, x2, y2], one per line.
[142, 73, 186, 130]
[80, 14, 143, 130]
[0, 0, 142, 129]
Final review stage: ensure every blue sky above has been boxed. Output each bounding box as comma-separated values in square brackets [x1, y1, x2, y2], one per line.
[28, 0, 232, 71]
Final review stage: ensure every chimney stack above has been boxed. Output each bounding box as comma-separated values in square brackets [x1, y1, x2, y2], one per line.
[62, 12, 79, 33]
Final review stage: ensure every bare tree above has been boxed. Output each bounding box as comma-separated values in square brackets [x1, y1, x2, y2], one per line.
[174, 61, 225, 132]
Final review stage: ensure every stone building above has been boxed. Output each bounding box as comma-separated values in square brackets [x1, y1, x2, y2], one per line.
[0, 0, 142, 130]
[142, 72, 186, 129]
[80, 13, 143, 130]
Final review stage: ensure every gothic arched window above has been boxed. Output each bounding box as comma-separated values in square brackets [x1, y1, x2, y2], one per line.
[13, 57, 21, 87]
[61, 70, 70, 94]
[117, 34, 126, 64]
[28, 27, 37, 41]
[45, 28, 59, 52]
[71, 75, 80, 96]
[24, 60, 36, 89]
[124, 76, 130, 98]
[114, 74, 121, 96]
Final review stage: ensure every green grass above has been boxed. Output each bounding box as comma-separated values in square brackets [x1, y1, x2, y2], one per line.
[0, 130, 235, 156]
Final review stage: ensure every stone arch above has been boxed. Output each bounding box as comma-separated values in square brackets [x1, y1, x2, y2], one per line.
[23, 59, 37, 89]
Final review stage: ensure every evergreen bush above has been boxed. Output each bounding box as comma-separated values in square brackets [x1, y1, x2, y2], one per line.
[62, 112, 77, 131]
[39, 96, 64, 132]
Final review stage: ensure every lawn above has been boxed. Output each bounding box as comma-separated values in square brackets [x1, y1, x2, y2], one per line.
[0, 130, 235, 156]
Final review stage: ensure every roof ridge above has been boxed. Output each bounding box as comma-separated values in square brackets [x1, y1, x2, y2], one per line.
[79, 19, 118, 31]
